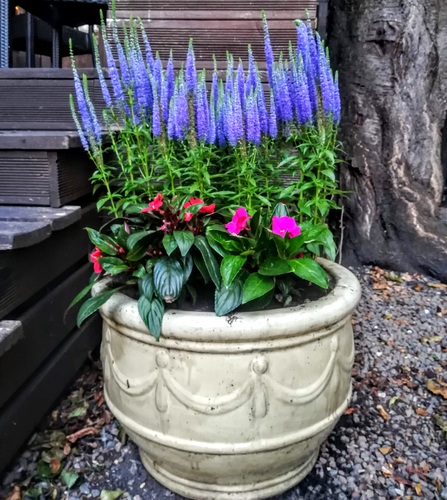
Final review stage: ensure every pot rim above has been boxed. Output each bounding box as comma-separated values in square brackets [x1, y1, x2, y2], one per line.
[95, 258, 361, 344]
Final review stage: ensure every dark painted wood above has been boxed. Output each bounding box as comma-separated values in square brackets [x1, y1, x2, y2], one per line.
[0, 206, 81, 231]
[0, 203, 98, 319]
[0, 147, 92, 207]
[0, 221, 52, 250]
[0, 314, 101, 473]
[0, 263, 92, 408]
[317, 0, 329, 40]
[0, 131, 82, 150]
[0, 321, 23, 357]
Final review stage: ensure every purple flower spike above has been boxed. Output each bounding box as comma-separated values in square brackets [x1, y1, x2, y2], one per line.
[319, 45, 334, 116]
[332, 72, 341, 123]
[153, 54, 163, 94]
[246, 92, 261, 146]
[296, 61, 313, 125]
[307, 23, 319, 78]
[274, 63, 293, 123]
[196, 73, 209, 142]
[72, 72, 93, 144]
[160, 74, 169, 125]
[207, 87, 216, 145]
[140, 24, 155, 71]
[175, 72, 189, 140]
[262, 11, 274, 87]
[256, 78, 268, 134]
[152, 96, 161, 137]
[104, 39, 124, 105]
[117, 43, 130, 88]
[246, 45, 258, 95]
[185, 39, 197, 95]
[168, 91, 177, 141]
[232, 76, 244, 142]
[216, 83, 226, 147]
[166, 52, 175, 103]
[237, 59, 245, 112]
[225, 53, 234, 99]
[268, 90, 278, 138]
[211, 65, 219, 114]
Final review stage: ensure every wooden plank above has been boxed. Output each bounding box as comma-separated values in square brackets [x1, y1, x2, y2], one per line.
[0, 204, 99, 319]
[0, 206, 81, 231]
[317, 0, 329, 40]
[0, 321, 23, 358]
[0, 68, 99, 79]
[0, 131, 82, 150]
[115, 0, 316, 10]
[0, 221, 52, 250]
[0, 314, 101, 473]
[0, 263, 92, 409]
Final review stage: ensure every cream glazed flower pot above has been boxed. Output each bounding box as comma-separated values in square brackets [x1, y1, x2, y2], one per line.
[97, 259, 361, 499]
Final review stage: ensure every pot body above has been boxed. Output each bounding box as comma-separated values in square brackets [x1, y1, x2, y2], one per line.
[98, 260, 361, 499]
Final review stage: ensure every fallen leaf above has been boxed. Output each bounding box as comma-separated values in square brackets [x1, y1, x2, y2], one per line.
[66, 427, 98, 443]
[60, 470, 79, 489]
[433, 414, 447, 440]
[344, 407, 356, 415]
[5, 485, 21, 500]
[68, 406, 87, 419]
[415, 407, 428, 416]
[427, 380, 447, 399]
[100, 490, 124, 500]
[389, 396, 400, 407]
[376, 404, 390, 421]
[379, 446, 392, 455]
[385, 272, 403, 283]
[394, 456, 407, 464]
[394, 476, 411, 486]
[421, 336, 443, 343]
[381, 466, 393, 478]
[413, 284, 424, 292]
[63, 443, 71, 456]
[427, 282, 447, 289]
[50, 458, 61, 474]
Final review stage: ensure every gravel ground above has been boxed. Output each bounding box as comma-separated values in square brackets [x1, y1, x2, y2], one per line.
[1, 265, 446, 500]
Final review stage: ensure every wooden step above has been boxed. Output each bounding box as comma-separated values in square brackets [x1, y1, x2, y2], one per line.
[0, 321, 23, 357]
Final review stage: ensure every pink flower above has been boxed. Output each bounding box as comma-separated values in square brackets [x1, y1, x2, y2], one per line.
[271, 216, 301, 239]
[90, 247, 103, 273]
[225, 207, 251, 235]
[184, 212, 193, 222]
[184, 197, 215, 214]
[142, 193, 164, 212]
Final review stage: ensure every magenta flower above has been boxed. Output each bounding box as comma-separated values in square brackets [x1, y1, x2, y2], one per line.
[225, 207, 251, 235]
[272, 216, 301, 238]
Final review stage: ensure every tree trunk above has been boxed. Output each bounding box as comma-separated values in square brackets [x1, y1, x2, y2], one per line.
[329, 0, 447, 281]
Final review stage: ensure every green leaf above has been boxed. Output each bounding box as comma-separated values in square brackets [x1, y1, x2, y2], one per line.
[139, 273, 154, 301]
[215, 279, 243, 316]
[288, 258, 329, 289]
[321, 169, 336, 182]
[220, 255, 246, 287]
[194, 236, 221, 288]
[240, 288, 274, 311]
[132, 263, 147, 279]
[206, 230, 245, 254]
[68, 406, 87, 419]
[153, 258, 184, 302]
[258, 257, 292, 276]
[127, 230, 154, 249]
[272, 203, 289, 218]
[77, 287, 123, 328]
[242, 274, 274, 304]
[100, 491, 124, 500]
[173, 231, 194, 257]
[67, 281, 95, 310]
[181, 254, 193, 285]
[193, 254, 210, 283]
[319, 228, 337, 261]
[98, 257, 130, 275]
[85, 228, 118, 255]
[162, 234, 178, 256]
[61, 470, 79, 489]
[138, 295, 164, 340]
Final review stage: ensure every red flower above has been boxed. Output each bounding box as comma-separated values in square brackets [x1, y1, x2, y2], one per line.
[184, 212, 193, 222]
[142, 193, 164, 213]
[90, 247, 103, 273]
[184, 197, 215, 214]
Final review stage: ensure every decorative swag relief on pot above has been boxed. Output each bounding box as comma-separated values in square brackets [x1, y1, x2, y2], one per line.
[96, 260, 360, 499]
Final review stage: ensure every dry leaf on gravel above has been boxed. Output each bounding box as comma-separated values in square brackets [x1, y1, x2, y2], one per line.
[66, 426, 98, 443]
[434, 414, 447, 440]
[376, 405, 390, 420]
[421, 336, 443, 343]
[5, 485, 21, 500]
[427, 283, 447, 289]
[381, 466, 393, 478]
[50, 458, 61, 474]
[379, 446, 392, 455]
[344, 407, 356, 415]
[415, 407, 428, 416]
[427, 380, 447, 399]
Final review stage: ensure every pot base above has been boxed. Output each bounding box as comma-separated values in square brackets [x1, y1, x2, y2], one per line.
[140, 449, 319, 500]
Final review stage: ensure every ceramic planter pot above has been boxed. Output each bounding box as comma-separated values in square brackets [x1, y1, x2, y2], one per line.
[97, 259, 361, 499]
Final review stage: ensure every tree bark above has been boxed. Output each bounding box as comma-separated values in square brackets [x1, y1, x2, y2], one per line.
[329, 0, 447, 281]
